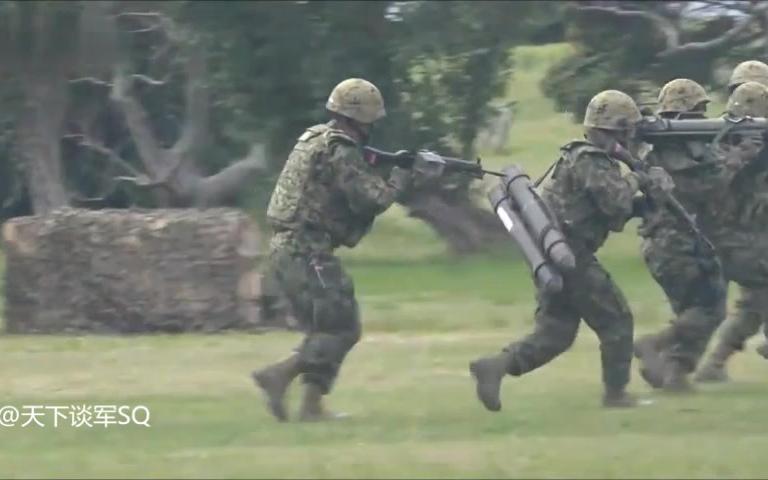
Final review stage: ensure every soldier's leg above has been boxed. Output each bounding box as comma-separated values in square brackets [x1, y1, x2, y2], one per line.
[576, 261, 636, 408]
[697, 286, 766, 382]
[469, 288, 580, 412]
[636, 235, 726, 391]
[252, 250, 315, 422]
[660, 268, 726, 391]
[296, 253, 361, 421]
[634, 237, 687, 388]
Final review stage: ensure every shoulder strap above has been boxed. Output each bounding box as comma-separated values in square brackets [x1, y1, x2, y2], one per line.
[534, 140, 604, 187]
[534, 158, 562, 187]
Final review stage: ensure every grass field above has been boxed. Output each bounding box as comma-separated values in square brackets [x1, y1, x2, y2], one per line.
[2, 43, 767, 479]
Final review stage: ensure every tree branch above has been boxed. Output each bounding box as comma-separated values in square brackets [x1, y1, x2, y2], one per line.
[574, 5, 680, 48]
[114, 11, 164, 19]
[191, 144, 268, 207]
[131, 73, 170, 86]
[70, 76, 113, 87]
[109, 67, 167, 178]
[171, 44, 210, 157]
[658, 14, 757, 58]
[63, 133, 144, 177]
[115, 175, 169, 188]
[575, 2, 761, 59]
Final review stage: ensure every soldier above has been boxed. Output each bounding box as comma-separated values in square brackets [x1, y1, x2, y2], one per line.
[726, 60, 768, 94]
[695, 79, 768, 382]
[252, 78, 433, 422]
[632, 79, 728, 393]
[469, 90, 674, 410]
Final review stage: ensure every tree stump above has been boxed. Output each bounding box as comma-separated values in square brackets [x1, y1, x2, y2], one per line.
[1, 207, 292, 334]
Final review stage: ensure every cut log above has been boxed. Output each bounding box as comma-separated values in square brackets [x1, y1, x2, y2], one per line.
[1, 207, 294, 334]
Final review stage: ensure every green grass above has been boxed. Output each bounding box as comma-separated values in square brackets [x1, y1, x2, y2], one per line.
[1, 330, 767, 478]
[2, 43, 766, 478]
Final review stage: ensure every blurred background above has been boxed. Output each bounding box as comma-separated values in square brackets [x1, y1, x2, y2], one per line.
[1, 1, 768, 478]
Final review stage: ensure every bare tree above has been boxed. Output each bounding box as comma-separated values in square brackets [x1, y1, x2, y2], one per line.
[574, 0, 768, 60]
[0, 1, 118, 213]
[66, 8, 268, 208]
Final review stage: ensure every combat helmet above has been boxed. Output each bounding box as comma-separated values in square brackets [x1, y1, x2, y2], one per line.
[726, 81, 768, 118]
[583, 90, 642, 130]
[326, 78, 386, 124]
[728, 60, 768, 90]
[657, 78, 710, 114]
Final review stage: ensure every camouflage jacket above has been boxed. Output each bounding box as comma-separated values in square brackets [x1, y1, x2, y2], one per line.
[541, 140, 639, 255]
[266, 121, 407, 254]
[712, 148, 768, 234]
[638, 139, 737, 238]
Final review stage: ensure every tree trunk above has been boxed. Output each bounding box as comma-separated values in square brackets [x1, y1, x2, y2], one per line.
[15, 73, 71, 214]
[401, 187, 509, 255]
[1, 207, 293, 334]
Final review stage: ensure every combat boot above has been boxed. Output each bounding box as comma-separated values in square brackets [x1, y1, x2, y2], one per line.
[251, 354, 302, 422]
[694, 343, 735, 383]
[633, 334, 665, 389]
[298, 383, 350, 422]
[661, 359, 694, 394]
[602, 387, 638, 408]
[756, 342, 768, 360]
[469, 353, 509, 412]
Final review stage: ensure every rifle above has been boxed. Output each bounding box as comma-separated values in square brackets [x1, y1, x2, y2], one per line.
[637, 115, 768, 142]
[362, 146, 504, 179]
[612, 144, 719, 263]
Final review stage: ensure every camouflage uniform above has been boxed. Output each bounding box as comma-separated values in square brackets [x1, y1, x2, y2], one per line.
[469, 90, 664, 410]
[636, 138, 728, 379]
[262, 121, 408, 394]
[253, 78, 415, 422]
[695, 80, 768, 381]
[631, 79, 728, 389]
[502, 140, 640, 392]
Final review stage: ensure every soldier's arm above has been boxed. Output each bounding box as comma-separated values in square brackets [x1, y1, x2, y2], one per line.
[580, 153, 640, 224]
[332, 143, 411, 216]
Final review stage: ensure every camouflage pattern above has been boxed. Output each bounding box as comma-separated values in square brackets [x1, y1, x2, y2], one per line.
[656, 79, 710, 115]
[637, 138, 729, 373]
[726, 81, 768, 118]
[715, 286, 768, 352]
[326, 78, 386, 124]
[262, 120, 409, 393]
[261, 248, 360, 394]
[728, 60, 768, 90]
[700, 158, 768, 362]
[583, 90, 643, 131]
[501, 141, 640, 391]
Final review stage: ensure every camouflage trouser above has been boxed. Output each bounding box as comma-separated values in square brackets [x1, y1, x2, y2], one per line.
[707, 230, 768, 353]
[714, 286, 768, 351]
[503, 256, 634, 391]
[640, 225, 727, 372]
[261, 248, 361, 394]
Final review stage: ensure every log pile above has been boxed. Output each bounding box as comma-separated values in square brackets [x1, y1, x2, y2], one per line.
[1, 207, 292, 334]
